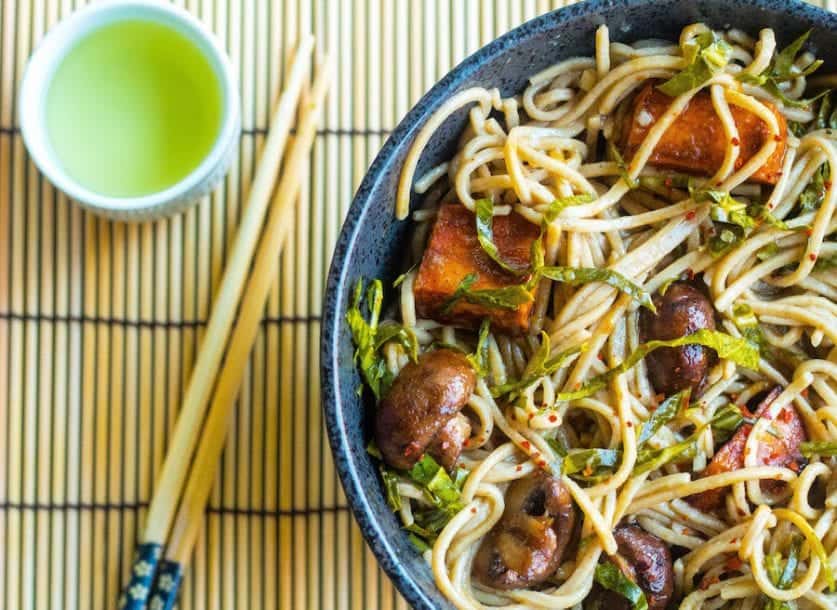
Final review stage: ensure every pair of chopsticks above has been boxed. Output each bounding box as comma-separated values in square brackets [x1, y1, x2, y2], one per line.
[119, 37, 332, 610]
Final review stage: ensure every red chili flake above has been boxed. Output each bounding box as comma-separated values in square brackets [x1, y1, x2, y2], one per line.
[516, 464, 523, 472]
[725, 556, 743, 570]
[826, 180, 833, 189]
[626, 421, 633, 427]
[686, 268, 696, 280]
[574, 383, 581, 390]
[801, 388, 809, 398]
[700, 576, 720, 590]
[806, 228, 814, 237]
[777, 408, 792, 423]
[528, 412, 535, 420]
[731, 137, 740, 146]
[686, 210, 696, 220]
[809, 253, 818, 261]
[789, 460, 801, 473]
[583, 464, 594, 477]
[655, 393, 665, 403]
[471, 507, 477, 514]
[664, 177, 673, 188]
[596, 353, 604, 362]
[539, 461, 547, 468]
[767, 203, 773, 209]
[521, 440, 531, 450]
[548, 414, 558, 423]
[715, 181, 723, 187]
[463, 438, 470, 448]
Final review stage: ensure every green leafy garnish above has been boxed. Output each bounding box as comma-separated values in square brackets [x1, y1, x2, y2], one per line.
[543, 193, 596, 222]
[346, 279, 419, 399]
[757, 242, 780, 261]
[738, 30, 828, 108]
[475, 198, 529, 275]
[608, 142, 638, 189]
[798, 163, 830, 212]
[659, 30, 732, 97]
[594, 562, 649, 610]
[537, 266, 656, 312]
[815, 92, 837, 130]
[467, 319, 491, 377]
[731, 303, 803, 370]
[709, 223, 746, 256]
[401, 454, 468, 546]
[490, 332, 583, 398]
[709, 403, 753, 441]
[637, 390, 690, 447]
[380, 467, 403, 512]
[695, 188, 789, 232]
[442, 273, 534, 313]
[635, 434, 699, 476]
[788, 120, 808, 137]
[704, 190, 758, 230]
[800, 441, 837, 457]
[814, 253, 837, 271]
[764, 537, 802, 610]
[562, 448, 622, 476]
[556, 330, 759, 402]
[393, 262, 419, 288]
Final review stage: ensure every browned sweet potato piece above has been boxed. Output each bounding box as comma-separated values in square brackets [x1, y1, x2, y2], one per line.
[622, 83, 787, 185]
[413, 204, 540, 335]
[687, 387, 806, 511]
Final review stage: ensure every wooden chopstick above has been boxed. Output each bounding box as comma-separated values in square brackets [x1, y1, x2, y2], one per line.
[144, 54, 334, 610]
[118, 36, 314, 610]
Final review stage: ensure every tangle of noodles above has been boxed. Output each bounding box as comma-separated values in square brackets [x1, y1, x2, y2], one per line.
[352, 23, 837, 609]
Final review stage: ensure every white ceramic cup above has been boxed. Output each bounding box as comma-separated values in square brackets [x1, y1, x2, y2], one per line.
[19, 0, 240, 221]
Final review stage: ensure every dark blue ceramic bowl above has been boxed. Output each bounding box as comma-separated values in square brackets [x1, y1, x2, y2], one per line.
[321, 1, 837, 607]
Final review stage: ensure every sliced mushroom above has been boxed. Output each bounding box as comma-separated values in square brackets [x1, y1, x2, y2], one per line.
[640, 282, 717, 397]
[473, 473, 576, 590]
[586, 524, 674, 610]
[375, 349, 476, 471]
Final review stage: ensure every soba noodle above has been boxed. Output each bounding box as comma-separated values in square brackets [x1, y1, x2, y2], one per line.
[352, 23, 837, 609]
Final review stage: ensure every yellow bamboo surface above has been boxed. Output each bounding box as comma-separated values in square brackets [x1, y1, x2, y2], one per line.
[0, 1, 833, 609]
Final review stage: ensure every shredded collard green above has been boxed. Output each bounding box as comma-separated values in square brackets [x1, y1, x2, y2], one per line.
[636, 390, 690, 447]
[555, 330, 759, 402]
[490, 332, 584, 399]
[346, 278, 418, 399]
[399, 454, 469, 547]
[380, 467, 403, 512]
[608, 141, 638, 189]
[466, 319, 491, 377]
[800, 441, 837, 457]
[474, 198, 530, 275]
[543, 193, 596, 222]
[763, 537, 802, 610]
[594, 562, 649, 610]
[738, 30, 828, 108]
[537, 266, 656, 312]
[442, 273, 534, 312]
[658, 30, 732, 97]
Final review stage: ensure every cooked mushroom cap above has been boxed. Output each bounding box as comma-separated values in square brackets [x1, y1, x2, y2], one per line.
[427, 412, 472, 472]
[586, 524, 674, 610]
[473, 473, 576, 590]
[375, 349, 476, 470]
[640, 282, 717, 397]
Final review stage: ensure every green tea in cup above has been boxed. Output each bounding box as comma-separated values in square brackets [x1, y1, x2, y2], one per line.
[20, 1, 240, 220]
[46, 19, 223, 198]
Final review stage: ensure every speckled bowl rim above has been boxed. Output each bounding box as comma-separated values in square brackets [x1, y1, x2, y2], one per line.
[321, 1, 835, 608]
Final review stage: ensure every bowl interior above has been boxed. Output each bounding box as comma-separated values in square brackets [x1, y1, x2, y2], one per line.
[321, 1, 837, 608]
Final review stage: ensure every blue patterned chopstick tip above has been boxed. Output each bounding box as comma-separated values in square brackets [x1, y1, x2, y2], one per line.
[118, 542, 162, 609]
[149, 559, 184, 610]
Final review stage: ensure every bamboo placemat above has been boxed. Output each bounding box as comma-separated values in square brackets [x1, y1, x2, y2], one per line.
[0, 1, 834, 609]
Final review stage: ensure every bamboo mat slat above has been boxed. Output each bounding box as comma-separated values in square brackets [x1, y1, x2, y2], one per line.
[0, 1, 834, 609]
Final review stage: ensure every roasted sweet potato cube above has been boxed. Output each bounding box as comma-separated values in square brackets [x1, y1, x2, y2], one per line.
[413, 204, 539, 335]
[622, 83, 787, 185]
[687, 386, 806, 512]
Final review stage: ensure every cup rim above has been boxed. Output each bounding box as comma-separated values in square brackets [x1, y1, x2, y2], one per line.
[18, 0, 240, 213]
